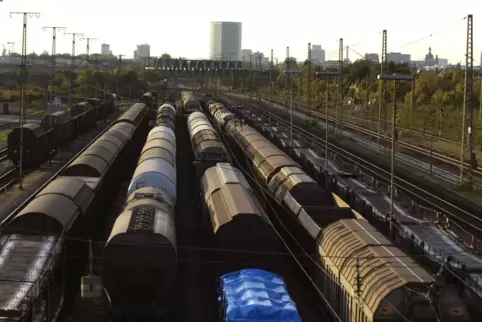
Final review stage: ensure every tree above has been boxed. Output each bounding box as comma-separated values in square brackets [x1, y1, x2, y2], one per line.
[160, 53, 171, 60]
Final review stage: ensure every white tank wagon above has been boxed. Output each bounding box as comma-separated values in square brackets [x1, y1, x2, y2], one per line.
[156, 103, 176, 129]
[103, 102, 179, 320]
[126, 125, 177, 203]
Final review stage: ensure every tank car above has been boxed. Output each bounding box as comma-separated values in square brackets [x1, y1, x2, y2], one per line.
[103, 189, 176, 320]
[156, 103, 176, 128]
[7, 123, 53, 166]
[181, 91, 201, 114]
[103, 102, 177, 320]
[200, 162, 284, 273]
[209, 102, 235, 132]
[187, 111, 229, 164]
[127, 125, 177, 202]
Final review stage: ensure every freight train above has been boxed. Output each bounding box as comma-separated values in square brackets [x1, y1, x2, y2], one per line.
[103, 102, 177, 321]
[0, 103, 149, 321]
[208, 101, 472, 322]
[7, 94, 116, 167]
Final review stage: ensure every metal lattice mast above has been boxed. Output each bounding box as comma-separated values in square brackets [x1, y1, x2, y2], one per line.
[64, 33, 83, 112]
[307, 42, 312, 117]
[285, 47, 289, 112]
[118, 55, 125, 106]
[460, 14, 474, 182]
[338, 38, 344, 134]
[81, 37, 97, 60]
[65, 32, 83, 66]
[378, 30, 387, 154]
[10, 12, 40, 190]
[43, 26, 66, 100]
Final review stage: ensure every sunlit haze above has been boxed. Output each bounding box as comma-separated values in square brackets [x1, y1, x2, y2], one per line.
[0, 0, 480, 64]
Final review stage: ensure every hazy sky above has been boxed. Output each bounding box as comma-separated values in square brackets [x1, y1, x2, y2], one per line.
[0, 0, 480, 64]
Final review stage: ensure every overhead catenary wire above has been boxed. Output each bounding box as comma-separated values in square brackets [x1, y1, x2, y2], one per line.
[210, 100, 413, 321]
[234, 96, 482, 297]
[0, 95, 466, 321]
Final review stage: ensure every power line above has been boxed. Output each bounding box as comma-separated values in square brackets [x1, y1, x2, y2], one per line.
[43, 26, 67, 101]
[10, 11, 40, 190]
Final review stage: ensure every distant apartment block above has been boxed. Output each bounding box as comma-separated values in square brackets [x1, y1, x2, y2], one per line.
[311, 45, 325, 64]
[101, 44, 110, 57]
[387, 52, 411, 64]
[364, 53, 379, 63]
[210, 21, 242, 61]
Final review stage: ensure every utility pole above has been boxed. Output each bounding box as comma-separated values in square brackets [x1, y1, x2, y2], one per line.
[285, 47, 289, 116]
[306, 42, 312, 118]
[337, 38, 344, 134]
[81, 37, 96, 98]
[64, 33, 83, 113]
[460, 14, 474, 183]
[7, 41, 15, 56]
[117, 55, 125, 108]
[378, 30, 388, 154]
[269, 49, 273, 126]
[43, 26, 66, 101]
[81, 37, 97, 61]
[10, 11, 40, 190]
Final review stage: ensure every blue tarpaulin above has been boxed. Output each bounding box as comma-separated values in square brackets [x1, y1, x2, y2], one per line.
[219, 269, 302, 322]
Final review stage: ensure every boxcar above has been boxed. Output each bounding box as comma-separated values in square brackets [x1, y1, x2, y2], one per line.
[7, 123, 52, 166]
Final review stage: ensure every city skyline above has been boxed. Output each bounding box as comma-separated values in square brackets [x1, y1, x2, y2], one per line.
[0, 0, 479, 64]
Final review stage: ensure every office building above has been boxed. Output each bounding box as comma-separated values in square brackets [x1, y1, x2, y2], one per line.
[387, 52, 411, 64]
[101, 44, 110, 56]
[210, 21, 242, 61]
[134, 44, 150, 61]
[311, 45, 325, 64]
[364, 53, 379, 63]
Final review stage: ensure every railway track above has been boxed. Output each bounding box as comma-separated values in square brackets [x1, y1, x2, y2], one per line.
[252, 94, 482, 182]
[233, 96, 482, 249]
[0, 111, 44, 130]
[0, 166, 20, 192]
[0, 148, 6, 162]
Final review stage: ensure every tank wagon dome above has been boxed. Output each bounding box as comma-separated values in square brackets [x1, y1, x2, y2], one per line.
[5, 177, 95, 235]
[103, 205, 177, 306]
[320, 219, 434, 320]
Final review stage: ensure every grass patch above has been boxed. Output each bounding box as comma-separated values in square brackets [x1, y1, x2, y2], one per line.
[0, 130, 11, 144]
